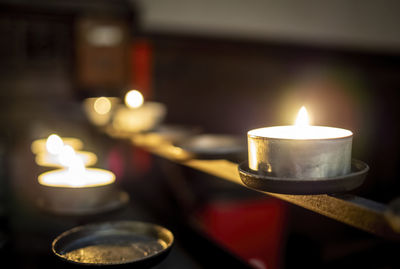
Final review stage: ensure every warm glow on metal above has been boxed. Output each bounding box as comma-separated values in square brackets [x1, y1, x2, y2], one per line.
[94, 97, 112, 115]
[295, 106, 310, 127]
[46, 134, 64, 155]
[125, 90, 144, 108]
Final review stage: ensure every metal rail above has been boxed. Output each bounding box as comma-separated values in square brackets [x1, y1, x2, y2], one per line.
[106, 129, 399, 240]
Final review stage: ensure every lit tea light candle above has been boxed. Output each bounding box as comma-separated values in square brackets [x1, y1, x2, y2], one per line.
[37, 148, 116, 214]
[31, 134, 83, 155]
[248, 106, 353, 178]
[83, 96, 120, 126]
[112, 89, 166, 133]
[35, 144, 98, 168]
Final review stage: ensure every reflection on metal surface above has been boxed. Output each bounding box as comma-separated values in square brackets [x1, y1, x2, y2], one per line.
[248, 134, 353, 178]
[62, 242, 166, 264]
[53, 221, 174, 266]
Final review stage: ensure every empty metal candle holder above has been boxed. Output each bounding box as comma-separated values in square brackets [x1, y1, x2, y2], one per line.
[52, 221, 174, 267]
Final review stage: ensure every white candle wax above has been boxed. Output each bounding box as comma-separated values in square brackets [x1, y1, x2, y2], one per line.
[248, 125, 352, 140]
[38, 168, 115, 188]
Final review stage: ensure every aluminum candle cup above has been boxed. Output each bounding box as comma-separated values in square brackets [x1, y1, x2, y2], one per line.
[83, 97, 120, 126]
[248, 126, 353, 178]
[38, 168, 117, 214]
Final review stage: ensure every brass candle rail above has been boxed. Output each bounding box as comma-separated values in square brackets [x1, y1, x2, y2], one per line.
[106, 129, 400, 240]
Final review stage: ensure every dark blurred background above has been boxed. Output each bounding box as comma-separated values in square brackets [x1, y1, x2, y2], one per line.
[0, 0, 399, 268]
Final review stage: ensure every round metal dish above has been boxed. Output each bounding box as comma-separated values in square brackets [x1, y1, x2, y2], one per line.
[238, 159, 369, 195]
[174, 134, 246, 160]
[52, 221, 174, 267]
[37, 190, 129, 216]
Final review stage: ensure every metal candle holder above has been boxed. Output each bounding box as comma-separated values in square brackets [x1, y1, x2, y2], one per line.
[239, 126, 369, 194]
[52, 221, 174, 267]
[248, 127, 353, 178]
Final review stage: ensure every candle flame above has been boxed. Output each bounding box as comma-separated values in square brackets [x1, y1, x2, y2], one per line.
[125, 90, 144, 108]
[46, 134, 64, 155]
[58, 145, 86, 186]
[94, 97, 112, 115]
[295, 106, 310, 127]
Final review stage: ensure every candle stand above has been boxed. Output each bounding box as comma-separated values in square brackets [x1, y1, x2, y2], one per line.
[102, 128, 400, 240]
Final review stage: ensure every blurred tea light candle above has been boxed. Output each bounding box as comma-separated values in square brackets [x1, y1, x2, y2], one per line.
[112, 89, 166, 133]
[83, 97, 120, 126]
[31, 134, 83, 155]
[37, 148, 116, 213]
[38, 149, 114, 187]
[248, 106, 353, 179]
[35, 144, 97, 168]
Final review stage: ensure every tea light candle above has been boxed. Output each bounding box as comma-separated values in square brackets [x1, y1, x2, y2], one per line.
[37, 148, 116, 214]
[112, 90, 166, 133]
[248, 107, 353, 178]
[83, 96, 120, 126]
[35, 145, 98, 168]
[31, 134, 83, 155]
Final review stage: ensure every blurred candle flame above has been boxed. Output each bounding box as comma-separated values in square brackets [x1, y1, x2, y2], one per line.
[125, 90, 144, 108]
[46, 134, 64, 155]
[94, 97, 112, 115]
[58, 145, 86, 186]
[295, 106, 310, 127]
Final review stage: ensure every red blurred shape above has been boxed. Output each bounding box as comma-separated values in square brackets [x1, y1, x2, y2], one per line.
[132, 39, 153, 98]
[196, 198, 287, 269]
[131, 147, 152, 176]
[107, 146, 125, 179]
